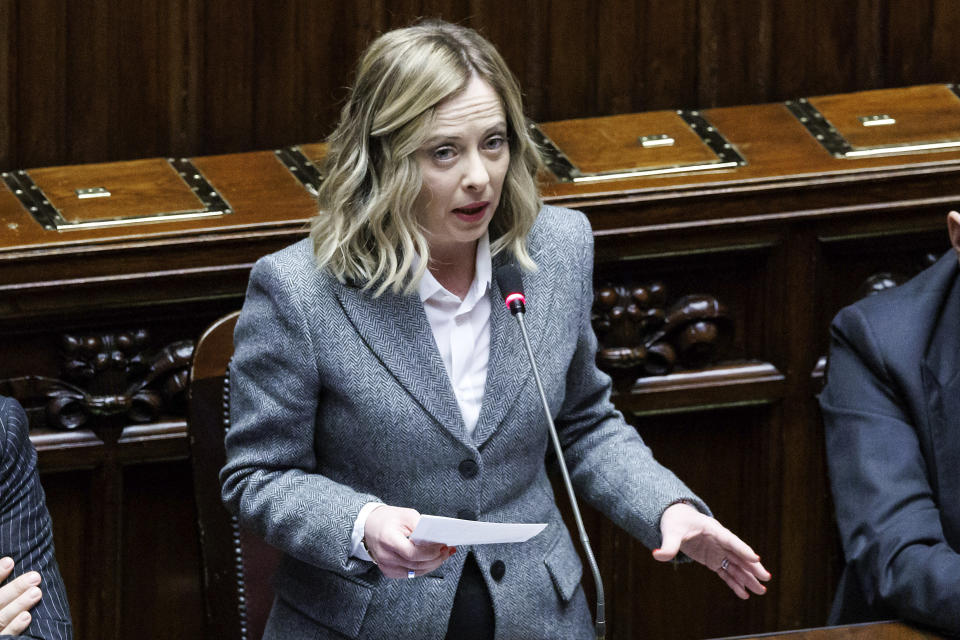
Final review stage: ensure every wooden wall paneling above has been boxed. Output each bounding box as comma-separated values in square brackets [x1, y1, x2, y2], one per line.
[470, 0, 550, 124]
[930, 0, 960, 84]
[612, 406, 776, 639]
[853, 0, 884, 88]
[697, 0, 775, 107]
[546, 1, 597, 121]
[164, 0, 202, 158]
[17, 0, 68, 169]
[595, 0, 641, 116]
[771, 222, 832, 629]
[0, 1, 14, 170]
[378, 0, 469, 31]
[770, 1, 882, 101]
[293, 1, 356, 147]
[585, 235, 785, 637]
[7, 0, 960, 167]
[202, 1, 256, 153]
[118, 0, 203, 161]
[885, 0, 937, 88]
[252, 0, 304, 151]
[638, 0, 700, 111]
[41, 469, 96, 640]
[14, 297, 232, 640]
[65, 0, 119, 163]
[394, 0, 471, 22]
[814, 222, 951, 356]
[592, 241, 780, 368]
[120, 461, 204, 640]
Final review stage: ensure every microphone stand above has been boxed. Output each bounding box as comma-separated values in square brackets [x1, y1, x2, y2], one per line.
[513, 311, 606, 640]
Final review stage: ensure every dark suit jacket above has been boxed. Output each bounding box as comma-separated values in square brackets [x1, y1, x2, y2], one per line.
[0, 397, 73, 640]
[820, 251, 960, 635]
[222, 205, 709, 639]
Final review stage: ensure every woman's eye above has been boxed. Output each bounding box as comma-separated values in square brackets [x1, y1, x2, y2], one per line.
[432, 146, 456, 161]
[485, 135, 506, 150]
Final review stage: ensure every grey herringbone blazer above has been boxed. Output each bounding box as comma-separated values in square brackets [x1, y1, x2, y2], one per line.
[221, 205, 708, 639]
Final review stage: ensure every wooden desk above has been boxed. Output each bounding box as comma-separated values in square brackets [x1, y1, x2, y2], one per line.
[2, 85, 956, 640]
[712, 621, 947, 640]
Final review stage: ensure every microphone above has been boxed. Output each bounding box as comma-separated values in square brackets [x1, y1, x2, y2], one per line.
[494, 264, 606, 640]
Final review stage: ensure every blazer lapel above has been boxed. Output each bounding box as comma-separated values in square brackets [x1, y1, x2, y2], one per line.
[332, 281, 469, 445]
[473, 251, 555, 446]
[920, 266, 960, 538]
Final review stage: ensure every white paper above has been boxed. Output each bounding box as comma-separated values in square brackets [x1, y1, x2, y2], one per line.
[409, 515, 547, 546]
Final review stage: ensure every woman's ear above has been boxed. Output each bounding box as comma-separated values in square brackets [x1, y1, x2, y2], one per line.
[949, 210, 960, 259]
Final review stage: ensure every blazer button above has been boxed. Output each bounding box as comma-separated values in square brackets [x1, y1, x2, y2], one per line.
[456, 509, 476, 521]
[490, 560, 506, 582]
[458, 459, 479, 479]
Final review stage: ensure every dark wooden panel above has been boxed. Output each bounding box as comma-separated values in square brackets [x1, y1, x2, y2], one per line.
[41, 470, 95, 640]
[575, 405, 779, 639]
[202, 1, 256, 153]
[698, 0, 776, 107]
[121, 461, 204, 640]
[886, 0, 936, 88]
[0, 0, 14, 170]
[17, 0, 68, 168]
[115, 0, 202, 161]
[5, 0, 960, 169]
[639, 0, 700, 111]
[770, 1, 881, 100]
[472, 0, 549, 122]
[546, 2, 596, 121]
[930, 0, 960, 84]
[65, 0, 119, 162]
[712, 621, 947, 640]
[853, 0, 884, 88]
[814, 226, 951, 358]
[252, 0, 306, 151]
[595, 0, 642, 116]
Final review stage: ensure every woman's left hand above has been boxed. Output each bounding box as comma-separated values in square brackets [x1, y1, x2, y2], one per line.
[652, 502, 771, 599]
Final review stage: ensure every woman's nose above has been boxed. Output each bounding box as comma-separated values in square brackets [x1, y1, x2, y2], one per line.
[461, 151, 490, 191]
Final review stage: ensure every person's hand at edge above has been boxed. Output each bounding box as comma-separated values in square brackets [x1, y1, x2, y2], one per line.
[0, 556, 43, 635]
[653, 502, 772, 599]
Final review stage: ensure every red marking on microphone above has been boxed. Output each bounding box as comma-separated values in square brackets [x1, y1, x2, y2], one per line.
[504, 292, 525, 308]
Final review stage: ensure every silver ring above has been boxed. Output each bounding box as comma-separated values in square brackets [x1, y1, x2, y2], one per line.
[407, 569, 416, 579]
[720, 557, 730, 572]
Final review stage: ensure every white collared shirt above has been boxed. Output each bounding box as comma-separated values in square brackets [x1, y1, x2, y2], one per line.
[416, 233, 491, 437]
[350, 234, 492, 560]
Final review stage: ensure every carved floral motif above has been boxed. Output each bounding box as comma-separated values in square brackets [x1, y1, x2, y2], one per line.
[1, 329, 194, 431]
[592, 282, 731, 382]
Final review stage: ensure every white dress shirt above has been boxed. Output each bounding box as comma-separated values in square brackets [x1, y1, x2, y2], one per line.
[350, 234, 492, 560]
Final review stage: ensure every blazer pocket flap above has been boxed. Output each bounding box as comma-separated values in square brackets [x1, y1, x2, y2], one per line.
[274, 563, 375, 638]
[543, 532, 583, 604]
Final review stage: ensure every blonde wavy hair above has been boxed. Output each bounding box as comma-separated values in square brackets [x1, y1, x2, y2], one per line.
[310, 19, 542, 296]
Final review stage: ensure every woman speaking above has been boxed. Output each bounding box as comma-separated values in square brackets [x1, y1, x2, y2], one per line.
[221, 19, 770, 640]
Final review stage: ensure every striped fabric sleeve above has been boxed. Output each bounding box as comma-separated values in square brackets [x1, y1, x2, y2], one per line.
[0, 397, 73, 640]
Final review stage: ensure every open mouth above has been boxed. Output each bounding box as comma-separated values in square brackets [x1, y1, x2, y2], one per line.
[453, 202, 489, 218]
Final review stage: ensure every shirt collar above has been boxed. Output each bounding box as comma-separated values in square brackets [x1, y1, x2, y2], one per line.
[416, 233, 492, 304]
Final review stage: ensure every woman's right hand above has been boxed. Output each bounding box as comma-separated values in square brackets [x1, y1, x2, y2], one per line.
[363, 506, 455, 579]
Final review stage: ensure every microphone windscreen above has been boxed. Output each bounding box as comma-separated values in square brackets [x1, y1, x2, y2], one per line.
[495, 264, 525, 298]
[495, 264, 526, 313]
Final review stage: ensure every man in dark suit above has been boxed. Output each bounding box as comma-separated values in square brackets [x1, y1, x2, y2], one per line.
[0, 396, 72, 639]
[821, 210, 960, 635]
